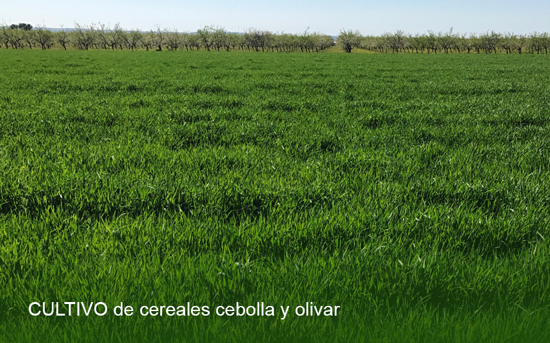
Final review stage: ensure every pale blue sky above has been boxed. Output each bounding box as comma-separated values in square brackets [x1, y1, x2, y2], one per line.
[2, 0, 548, 35]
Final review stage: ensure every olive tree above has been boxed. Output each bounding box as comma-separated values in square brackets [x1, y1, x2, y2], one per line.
[479, 31, 501, 53]
[425, 31, 439, 53]
[126, 30, 142, 50]
[529, 32, 549, 54]
[6, 28, 24, 48]
[35, 26, 53, 50]
[337, 30, 361, 53]
[166, 29, 182, 50]
[513, 35, 526, 54]
[197, 26, 215, 51]
[244, 29, 272, 52]
[151, 25, 165, 51]
[96, 23, 110, 49]
[227, 33, 241, 51]
[437, 28, 457, 53]
[56, 26, 70, 50]
[22, 29, 35, 49]
[211, 27, 228, 51]
[386, 30, 406, 53]
[314, 34, 334, 52]
[140, 31, 154, 51]
[0, 25, 8, 49]
[73, 22, 96, 50]
[456, 34, 472, 53]
[111, 23, 126, 50]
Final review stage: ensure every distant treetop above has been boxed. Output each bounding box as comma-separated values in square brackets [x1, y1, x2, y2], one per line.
[10, 23, 33, 31]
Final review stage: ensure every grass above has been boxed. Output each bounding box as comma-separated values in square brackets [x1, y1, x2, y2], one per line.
[0, 49, 549, 342]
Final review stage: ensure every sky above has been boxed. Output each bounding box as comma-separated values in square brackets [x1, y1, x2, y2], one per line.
[2, 0, 549, 36]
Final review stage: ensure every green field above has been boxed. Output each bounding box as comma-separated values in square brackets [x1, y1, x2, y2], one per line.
[1, 50, 549, 342]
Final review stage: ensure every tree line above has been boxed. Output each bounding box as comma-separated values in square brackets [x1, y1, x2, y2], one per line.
[1, 23, 549, 54]
[345, 29, 550, 54]
[0, 23, 334, 53]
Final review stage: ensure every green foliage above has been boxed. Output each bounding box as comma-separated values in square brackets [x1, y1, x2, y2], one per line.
[9, 23, 33, 31]
[1, 50, 550, 342]
[337, 29, 361, 53]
